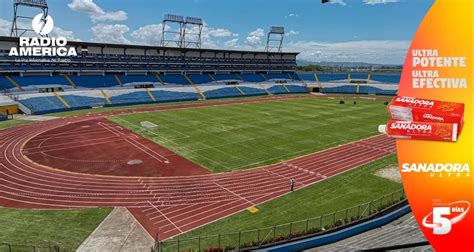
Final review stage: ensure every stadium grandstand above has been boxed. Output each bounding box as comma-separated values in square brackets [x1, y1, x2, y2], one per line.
[0, 35, 399, 115]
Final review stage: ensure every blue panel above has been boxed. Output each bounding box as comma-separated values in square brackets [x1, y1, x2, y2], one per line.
[359, 86, 398, 96]
[203, 87, 242, 99]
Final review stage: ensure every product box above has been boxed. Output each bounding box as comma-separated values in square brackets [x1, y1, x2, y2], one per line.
[388, 96, 464, 132]
[379, 120, 458, 142]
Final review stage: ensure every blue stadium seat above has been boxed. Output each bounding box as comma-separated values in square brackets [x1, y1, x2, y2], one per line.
[12, 75, 70, 89]
[151, 89, 200, 102]
[202, 87, 242, 99]
[187, 74, 214, 84]
[370, 74, 400, 84]
[108, 91, 153, 105]
[160, 74, 189, 85]
[267, 73, 291, 80]
[267, 85, 288, 94]
[350, 73, 369, 80]
[62, 95, 106, 109]
[297, 73, 316, 81]
[71, 74, 119, 88]
[19, 95, 66, 114]
[241, 73, 266, 82]
[119, 74, 158, 84]
[317, 73, 348, 82]
[286, 84, 307, 93]
[322, 85, 357, 94]
[239, 86, 267, 96]
[214, 74, 240, 81]
[0, 76, 16, 90]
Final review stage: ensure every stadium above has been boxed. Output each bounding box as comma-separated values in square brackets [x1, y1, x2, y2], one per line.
[0, 0, 428, 251]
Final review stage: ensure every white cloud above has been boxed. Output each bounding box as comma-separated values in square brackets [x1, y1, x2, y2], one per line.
[327, 0, 347, 6]
[363, 0, 401, 5]
[91, 23, 130, 43]
[224, 38, 239, 48]
[285, 13, 300, 19]
[131, 24, 164, 45]
[68, 0, 127, 22]
[246, 28, 265, 46]
[286, 30, 300, 36]
[286, 40, 410, 64]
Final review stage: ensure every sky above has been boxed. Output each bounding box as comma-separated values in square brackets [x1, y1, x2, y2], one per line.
[0, 0, 434, 64]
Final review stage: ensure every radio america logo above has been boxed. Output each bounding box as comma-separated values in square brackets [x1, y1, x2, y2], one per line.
[9, 13, 77, 57]
[32, 13, 54, 36]
[422, 200, 470, 235]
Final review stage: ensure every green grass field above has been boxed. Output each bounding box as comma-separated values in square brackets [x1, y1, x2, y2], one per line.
[0, 208, 111, 250]
[110, 97, 389, 172]
[0, 119, 33, 130]
[167, 155, 401, 249]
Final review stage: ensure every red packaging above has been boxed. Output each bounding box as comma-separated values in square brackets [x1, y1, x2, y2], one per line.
[388, 96, 464, 131]
[379, 120, 458, 142]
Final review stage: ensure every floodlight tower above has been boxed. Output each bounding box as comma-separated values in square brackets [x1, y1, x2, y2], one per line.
[183, 16, 203, 49]
[265, 26, 285, 52]
[11, 0, 49, 37]
[161, 14, 185, 47]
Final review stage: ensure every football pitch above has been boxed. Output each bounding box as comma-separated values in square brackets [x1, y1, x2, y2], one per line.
[110, 97, 389, 172]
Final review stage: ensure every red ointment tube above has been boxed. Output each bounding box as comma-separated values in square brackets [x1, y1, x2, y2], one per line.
[379, 120, 458, 142]
[388, 96, 464, 133]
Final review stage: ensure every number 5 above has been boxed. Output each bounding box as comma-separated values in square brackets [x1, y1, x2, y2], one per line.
[433, 207, 451, 235]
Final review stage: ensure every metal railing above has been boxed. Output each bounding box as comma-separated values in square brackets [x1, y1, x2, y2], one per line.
[155, 189, 406, 252]
[0, 242, 71, 252]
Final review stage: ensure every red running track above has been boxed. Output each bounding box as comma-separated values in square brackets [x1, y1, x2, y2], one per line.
[0, 95, 396, 240]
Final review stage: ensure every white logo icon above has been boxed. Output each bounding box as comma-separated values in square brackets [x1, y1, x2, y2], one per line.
[32, 13, 54, 36]
[422, 200, 470, 235]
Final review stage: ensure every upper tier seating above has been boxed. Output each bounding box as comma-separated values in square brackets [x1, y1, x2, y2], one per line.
[71, 74, 119, 88]
[119, 74, 158, 84]
[160, 74, 189, 85]
[11, 75, 71, 90]
[350, 73, 369, 80]
[0, 76, 18, 90]
[241, 73, 266, 82]
[213, 73, 241, 82]
[267, 73, 291, 80]
[187, 74, 214, 84]
[317, 73, 349, 82]
[370, 74, 400, 84]
[297, 73, 317, 82]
